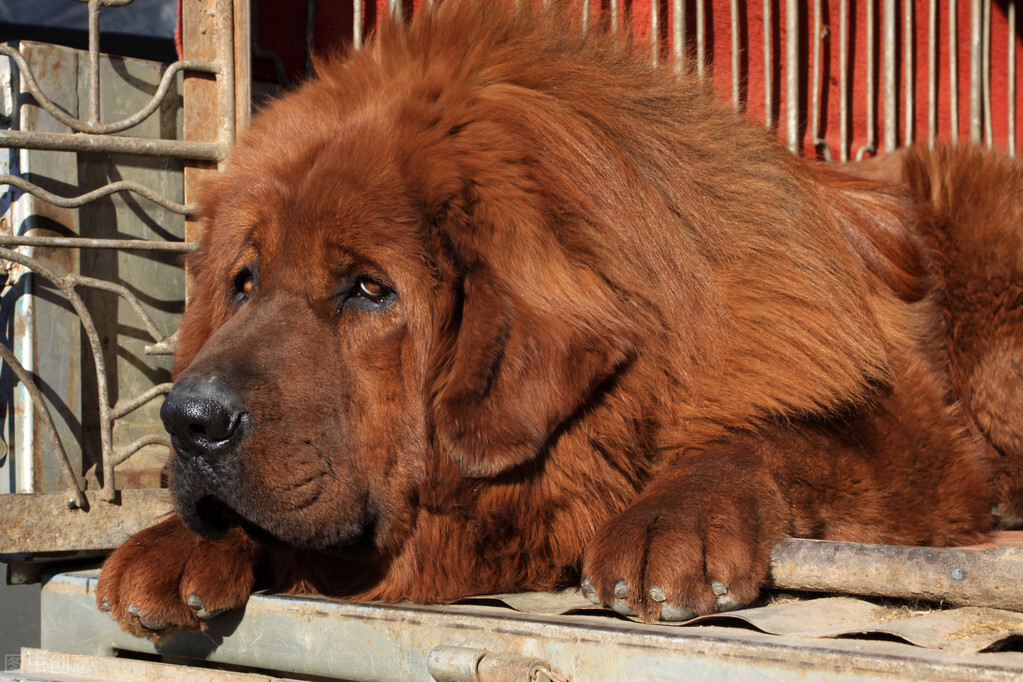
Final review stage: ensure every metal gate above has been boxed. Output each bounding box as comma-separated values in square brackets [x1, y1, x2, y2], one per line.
[0, 0, 244, 565]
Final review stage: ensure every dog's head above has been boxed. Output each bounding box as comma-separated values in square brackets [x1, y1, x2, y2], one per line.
[164, 9, 635, 560]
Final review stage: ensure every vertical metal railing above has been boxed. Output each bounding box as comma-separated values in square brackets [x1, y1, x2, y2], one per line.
[648, 0, 1016, 158]
[1010, 1, 1017, 156]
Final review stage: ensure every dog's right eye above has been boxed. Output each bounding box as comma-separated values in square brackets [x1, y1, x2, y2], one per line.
[233, 269, 255, 307]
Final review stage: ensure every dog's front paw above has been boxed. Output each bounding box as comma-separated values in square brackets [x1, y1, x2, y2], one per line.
[96, 516, 263, 639]
[581, 468, 786, 622]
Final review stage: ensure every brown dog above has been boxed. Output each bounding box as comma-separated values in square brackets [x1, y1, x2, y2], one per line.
[97, 1, 1022, 638]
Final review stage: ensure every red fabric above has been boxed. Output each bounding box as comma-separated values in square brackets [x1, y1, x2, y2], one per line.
[207, 1, 1021, 157]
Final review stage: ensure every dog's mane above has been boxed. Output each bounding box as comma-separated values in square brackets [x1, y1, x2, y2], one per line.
[205, 0, 931, 444]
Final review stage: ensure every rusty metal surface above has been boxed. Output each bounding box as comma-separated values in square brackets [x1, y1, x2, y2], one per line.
[0, 490, 172, 554]
[768, 538, 1023, 611]
[38, 571, 1023, 681]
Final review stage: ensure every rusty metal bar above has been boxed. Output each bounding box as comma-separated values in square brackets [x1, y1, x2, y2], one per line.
[145, 333, 177, 356]
[730, 0, 740, 108]
[928, 0, 937, 146]
[1010, 0, 1017, 156]
[982, 0, 993, 147]
[0, 128, 225, 161]
[215, 0, 236, 155]
[882, 0, 896, 151]
[87, 0, 101, 125]
[764, 0, 774, 128]
[234, 0, 251, 131]
[581, 0, 590, 32]
[839, 0, 849, 160]
[609, 0, 620, 33]
[353, 0, 364, 49]
[110, 383, 175, 421]
[970, 0, 983, 142]
[696, 0, 706, 78]
[857, 0, 877, 159]
[903, 0, 914, 146]
[0, 46, 220, 136]
[811, 0, 831, 159]
[949, 0, 959, 141]
[785, 0, 799, 152]
[651, 0, 660, 68]
[673, 0, 685, 71]
[0, 343, 87, 510]
[769, 538, 1023, 611]
[0, 174, 194, 215]
[0, 235, 195, 252]
[112, 434, 172, 467]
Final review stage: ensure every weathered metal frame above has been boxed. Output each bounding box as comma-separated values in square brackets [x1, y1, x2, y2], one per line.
[0, 0, 238, 515]
[33, 571, 1023, 681]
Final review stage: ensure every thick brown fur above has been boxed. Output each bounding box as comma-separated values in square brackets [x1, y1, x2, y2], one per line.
[97, 1, 1021, 638]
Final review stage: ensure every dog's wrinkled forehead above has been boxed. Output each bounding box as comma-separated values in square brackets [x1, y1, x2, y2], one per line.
[207, 124, 427, 281]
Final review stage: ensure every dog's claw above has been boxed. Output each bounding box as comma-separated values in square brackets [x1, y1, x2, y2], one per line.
[581, 577, 600, 604]
[610, 598, 636, 616]
[649, 586, 666, 602]
[613, 579, 629, 599]
[187, 593, 228, 620]
[711, 580, 728, 596]
[100, 599, 112, 613]
[127, 604, 171, 631]
[716, 595, 740, 612]
[659, 604, 697, 622]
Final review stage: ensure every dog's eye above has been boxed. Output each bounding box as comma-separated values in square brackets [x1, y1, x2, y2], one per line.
[357, 278, 387, 301]
[233, 269, 255, 307]
[341, 276, 395, 312]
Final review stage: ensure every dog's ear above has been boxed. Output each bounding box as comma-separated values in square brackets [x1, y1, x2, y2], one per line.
[432, 265, 632, 478]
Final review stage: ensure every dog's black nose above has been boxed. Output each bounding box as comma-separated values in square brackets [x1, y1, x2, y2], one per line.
[161, 376, 247, 459]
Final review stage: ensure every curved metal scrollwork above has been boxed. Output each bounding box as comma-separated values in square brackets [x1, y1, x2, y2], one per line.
[0, 0, 234, 506]
[0, 45, 219, 137]
[1, 246, 178, 504]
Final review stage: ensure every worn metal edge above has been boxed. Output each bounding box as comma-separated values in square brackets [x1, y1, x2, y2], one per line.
[41, 570, 1023, 681]
[0, 490, 173, 554]
[10, 648, 286, 682]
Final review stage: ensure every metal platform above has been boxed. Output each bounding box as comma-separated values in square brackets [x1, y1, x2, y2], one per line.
[8, 570, 1022, 681]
